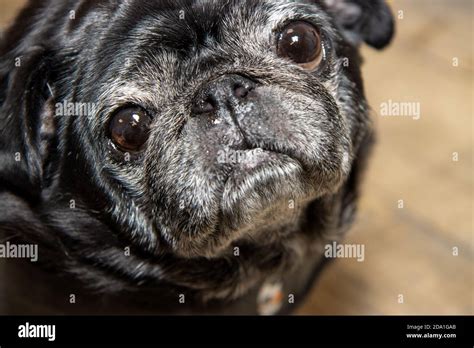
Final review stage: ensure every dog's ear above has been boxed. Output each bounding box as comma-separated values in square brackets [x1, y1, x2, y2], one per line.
[323, 0, 395, 49]
[0, 46, 56, 202]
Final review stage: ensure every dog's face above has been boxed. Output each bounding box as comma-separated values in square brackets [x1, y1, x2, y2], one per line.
[0, 0, 393, 303]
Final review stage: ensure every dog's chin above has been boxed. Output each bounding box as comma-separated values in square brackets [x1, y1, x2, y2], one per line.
[220, 150, 310, 228]
[166, 150, 316, 258]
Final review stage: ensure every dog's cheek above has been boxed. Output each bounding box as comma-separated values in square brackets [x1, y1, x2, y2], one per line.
[235, 86, 352, 190]
[144, 130, 225, 254]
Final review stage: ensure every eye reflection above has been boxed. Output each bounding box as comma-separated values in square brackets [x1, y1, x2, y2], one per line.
[277, 21, 323, 70]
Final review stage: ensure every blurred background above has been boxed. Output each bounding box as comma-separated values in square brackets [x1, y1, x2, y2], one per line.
[1, 0, 472, 315]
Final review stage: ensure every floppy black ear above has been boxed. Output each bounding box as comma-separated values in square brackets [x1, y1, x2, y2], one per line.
[323, 0, 395, 49]
[0, 45, 56, 202]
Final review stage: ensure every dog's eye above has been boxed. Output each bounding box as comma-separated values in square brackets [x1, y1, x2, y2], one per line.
[277, 21, 323, 70]
[109, 107, 152, 152]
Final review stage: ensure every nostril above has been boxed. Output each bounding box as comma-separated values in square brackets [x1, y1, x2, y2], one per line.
[192, 96, 216, 115]
[233, 83, 253, 99]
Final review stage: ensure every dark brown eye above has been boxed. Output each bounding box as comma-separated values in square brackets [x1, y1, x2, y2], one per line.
[109, 107, 151, 152]
[277, 21, 323, 70]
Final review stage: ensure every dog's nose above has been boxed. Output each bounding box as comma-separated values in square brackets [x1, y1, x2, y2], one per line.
[192, 75, 256, 116]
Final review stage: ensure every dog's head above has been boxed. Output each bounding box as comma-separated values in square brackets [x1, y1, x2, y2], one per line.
[0, 0, 393, 302]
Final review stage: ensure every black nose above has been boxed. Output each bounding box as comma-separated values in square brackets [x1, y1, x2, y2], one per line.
[192, 75, 256, 116]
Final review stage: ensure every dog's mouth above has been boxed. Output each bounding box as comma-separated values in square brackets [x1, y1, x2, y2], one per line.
[218, 148, 309, 232]
[222, 148, 282, 180]
[222, 149, 300, 188]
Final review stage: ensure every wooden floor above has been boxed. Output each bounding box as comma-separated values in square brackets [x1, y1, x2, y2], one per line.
[0, 0, 472, 315]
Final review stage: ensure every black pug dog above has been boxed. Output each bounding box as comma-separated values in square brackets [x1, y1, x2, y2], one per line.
[0, 0, 394, 315]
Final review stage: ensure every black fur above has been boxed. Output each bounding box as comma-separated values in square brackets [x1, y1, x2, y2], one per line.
[0, 0, 394, 314]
